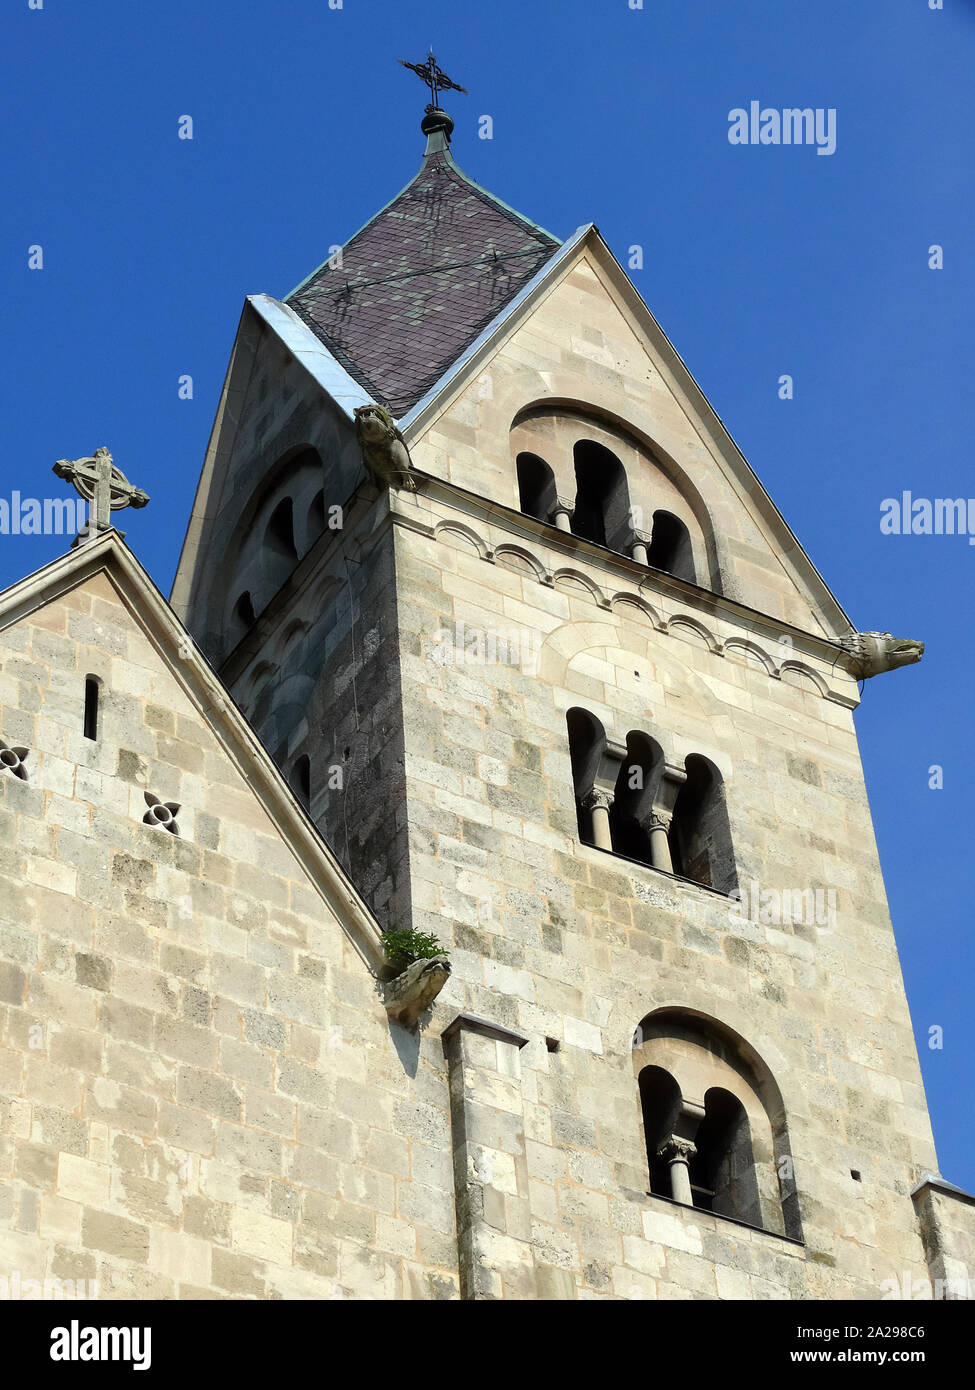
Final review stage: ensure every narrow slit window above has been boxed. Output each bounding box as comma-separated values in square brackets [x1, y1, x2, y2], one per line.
[83, 676, 101, 741]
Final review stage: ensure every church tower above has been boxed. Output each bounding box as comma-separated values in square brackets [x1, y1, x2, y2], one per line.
[166, 76, 973, 1299]
[4, 68, 971, 1304]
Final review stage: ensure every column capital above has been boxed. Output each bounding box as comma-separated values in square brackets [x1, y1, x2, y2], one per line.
[581, 787, 613, 814]
[657, 1136, 697, 1165]
[643, 809, 673, 833]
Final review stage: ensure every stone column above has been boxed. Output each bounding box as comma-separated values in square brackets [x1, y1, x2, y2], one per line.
[551, 497, 574, 533]
[657, 1137, 697, 1206]
[581, 787, 614, 852]
[640, 762, 687, 874]
[442, 1013, 535, 1300]
[631, 531, 650, 566]
[643, 810, 674, 874]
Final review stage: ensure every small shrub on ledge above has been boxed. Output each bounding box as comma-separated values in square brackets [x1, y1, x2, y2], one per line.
[380, 929, 451, 1029]
[380, 928, 448, 975]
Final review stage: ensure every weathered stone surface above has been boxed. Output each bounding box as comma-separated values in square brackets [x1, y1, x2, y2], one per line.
[0, 151, 958, 1306]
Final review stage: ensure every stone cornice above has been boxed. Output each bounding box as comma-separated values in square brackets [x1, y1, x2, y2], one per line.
[441, 1012, 530, 1050]
[389, 478, 861, 708]
[911, 1173, 975, 1208]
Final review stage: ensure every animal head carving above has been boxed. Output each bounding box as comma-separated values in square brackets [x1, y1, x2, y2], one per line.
[838, 631, 925, 680]
[382, 954, 452, 1029]
[354, 404, 397, 444]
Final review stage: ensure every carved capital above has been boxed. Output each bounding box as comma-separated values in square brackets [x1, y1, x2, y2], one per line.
[643, 809, 673, 834]
[551, 496, 575, 518]
[581, 787, 613, 814]
[657, 1136, 697, 1166]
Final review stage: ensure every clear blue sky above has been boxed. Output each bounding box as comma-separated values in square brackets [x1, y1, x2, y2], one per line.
[3, 1, 973, 1188]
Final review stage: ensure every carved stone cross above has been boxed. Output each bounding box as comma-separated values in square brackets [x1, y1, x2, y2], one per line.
[52, 446, 149, 543]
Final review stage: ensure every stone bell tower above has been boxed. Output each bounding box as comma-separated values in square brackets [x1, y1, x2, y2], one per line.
[171, 70, 973, 1299]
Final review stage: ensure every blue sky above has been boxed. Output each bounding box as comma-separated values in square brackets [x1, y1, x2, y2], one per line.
[3, 1, 973, 1188]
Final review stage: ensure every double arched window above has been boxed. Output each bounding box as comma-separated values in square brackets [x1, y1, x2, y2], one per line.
[566, 709, 737, 894]
[634, 1010, 801, 1240]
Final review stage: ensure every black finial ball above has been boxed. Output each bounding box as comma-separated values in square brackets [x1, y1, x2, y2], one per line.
[421, 107, 454, 139]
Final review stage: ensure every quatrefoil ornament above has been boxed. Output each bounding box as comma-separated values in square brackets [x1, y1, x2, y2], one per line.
[0, 741, 29, 781]
[143, 791, 180, 836]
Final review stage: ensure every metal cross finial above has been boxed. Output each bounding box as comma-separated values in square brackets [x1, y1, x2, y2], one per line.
[52, 446, 149, 544]
[398, 49, 467, 111]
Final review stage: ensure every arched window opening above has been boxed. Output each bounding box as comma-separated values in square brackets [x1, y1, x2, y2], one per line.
[633, 1011, 799, 1239]
[265, 498, 298, 563]
[291, 754, 311, 811]
[572, 441, 632, 552]
[83, 676, 101, 742]
[670, 754, 737, 894]
[690, 1088, 763, 1226]
[647, 510, 696, 584]
[233, 591, 257, 632]
[639, 1065, 683, 1197]
[566, 708, 606, 845]
[517, 453, 557, 524]
[610, 731, 663, 863]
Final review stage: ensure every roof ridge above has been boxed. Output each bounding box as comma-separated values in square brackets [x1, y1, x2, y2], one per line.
[436, 147, 561, 246]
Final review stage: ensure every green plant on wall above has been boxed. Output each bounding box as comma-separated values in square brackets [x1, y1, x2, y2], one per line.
[380, 928, 447, 975]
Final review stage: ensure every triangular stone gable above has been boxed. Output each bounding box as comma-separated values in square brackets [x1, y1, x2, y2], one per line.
[0, 533, 383, 974]
[402, 232, 852, 639]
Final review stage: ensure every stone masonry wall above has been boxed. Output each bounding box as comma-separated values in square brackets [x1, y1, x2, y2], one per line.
[387, 486, 940, 1299]
[0, 571, 460, 1300]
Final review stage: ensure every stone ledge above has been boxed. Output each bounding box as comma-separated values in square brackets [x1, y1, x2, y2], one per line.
[441, 1012, 529, 1050]
[578, 840, 736, 903]
[911, 1173, 975, 1207]
[644, 1190, 806, 1252]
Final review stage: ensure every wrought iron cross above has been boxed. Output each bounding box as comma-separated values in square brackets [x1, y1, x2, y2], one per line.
[53, 446, 149, 541]
[398, 49, 467, 110]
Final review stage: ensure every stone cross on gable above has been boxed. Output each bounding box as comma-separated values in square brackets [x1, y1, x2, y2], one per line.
[52, 446, 149, 544]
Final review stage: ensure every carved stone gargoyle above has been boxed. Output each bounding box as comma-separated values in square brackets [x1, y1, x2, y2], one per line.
[354, 404, 417, 492]
[382, 954, 452, 1029]
[836, 631, 925, 680]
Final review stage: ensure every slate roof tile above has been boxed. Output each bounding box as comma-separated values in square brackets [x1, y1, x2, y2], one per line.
[286, 141, 560, 418]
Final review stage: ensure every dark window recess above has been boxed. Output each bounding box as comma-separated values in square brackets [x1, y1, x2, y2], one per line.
[233, 591, 257, 630]
[646, 510, 696, 583]
[571, 440, 633, 552]
[292, 755, 311, 810]
[669, 754, 737, 894]
[517, 452, 558, 523]
[266, 497, 298, 561]
[83, 677, 101, 741]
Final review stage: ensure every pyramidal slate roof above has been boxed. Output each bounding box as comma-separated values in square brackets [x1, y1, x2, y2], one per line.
[285, 118, 561, 419]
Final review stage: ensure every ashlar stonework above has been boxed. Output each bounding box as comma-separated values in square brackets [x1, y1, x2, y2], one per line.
[2, 123, 972, 1300]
